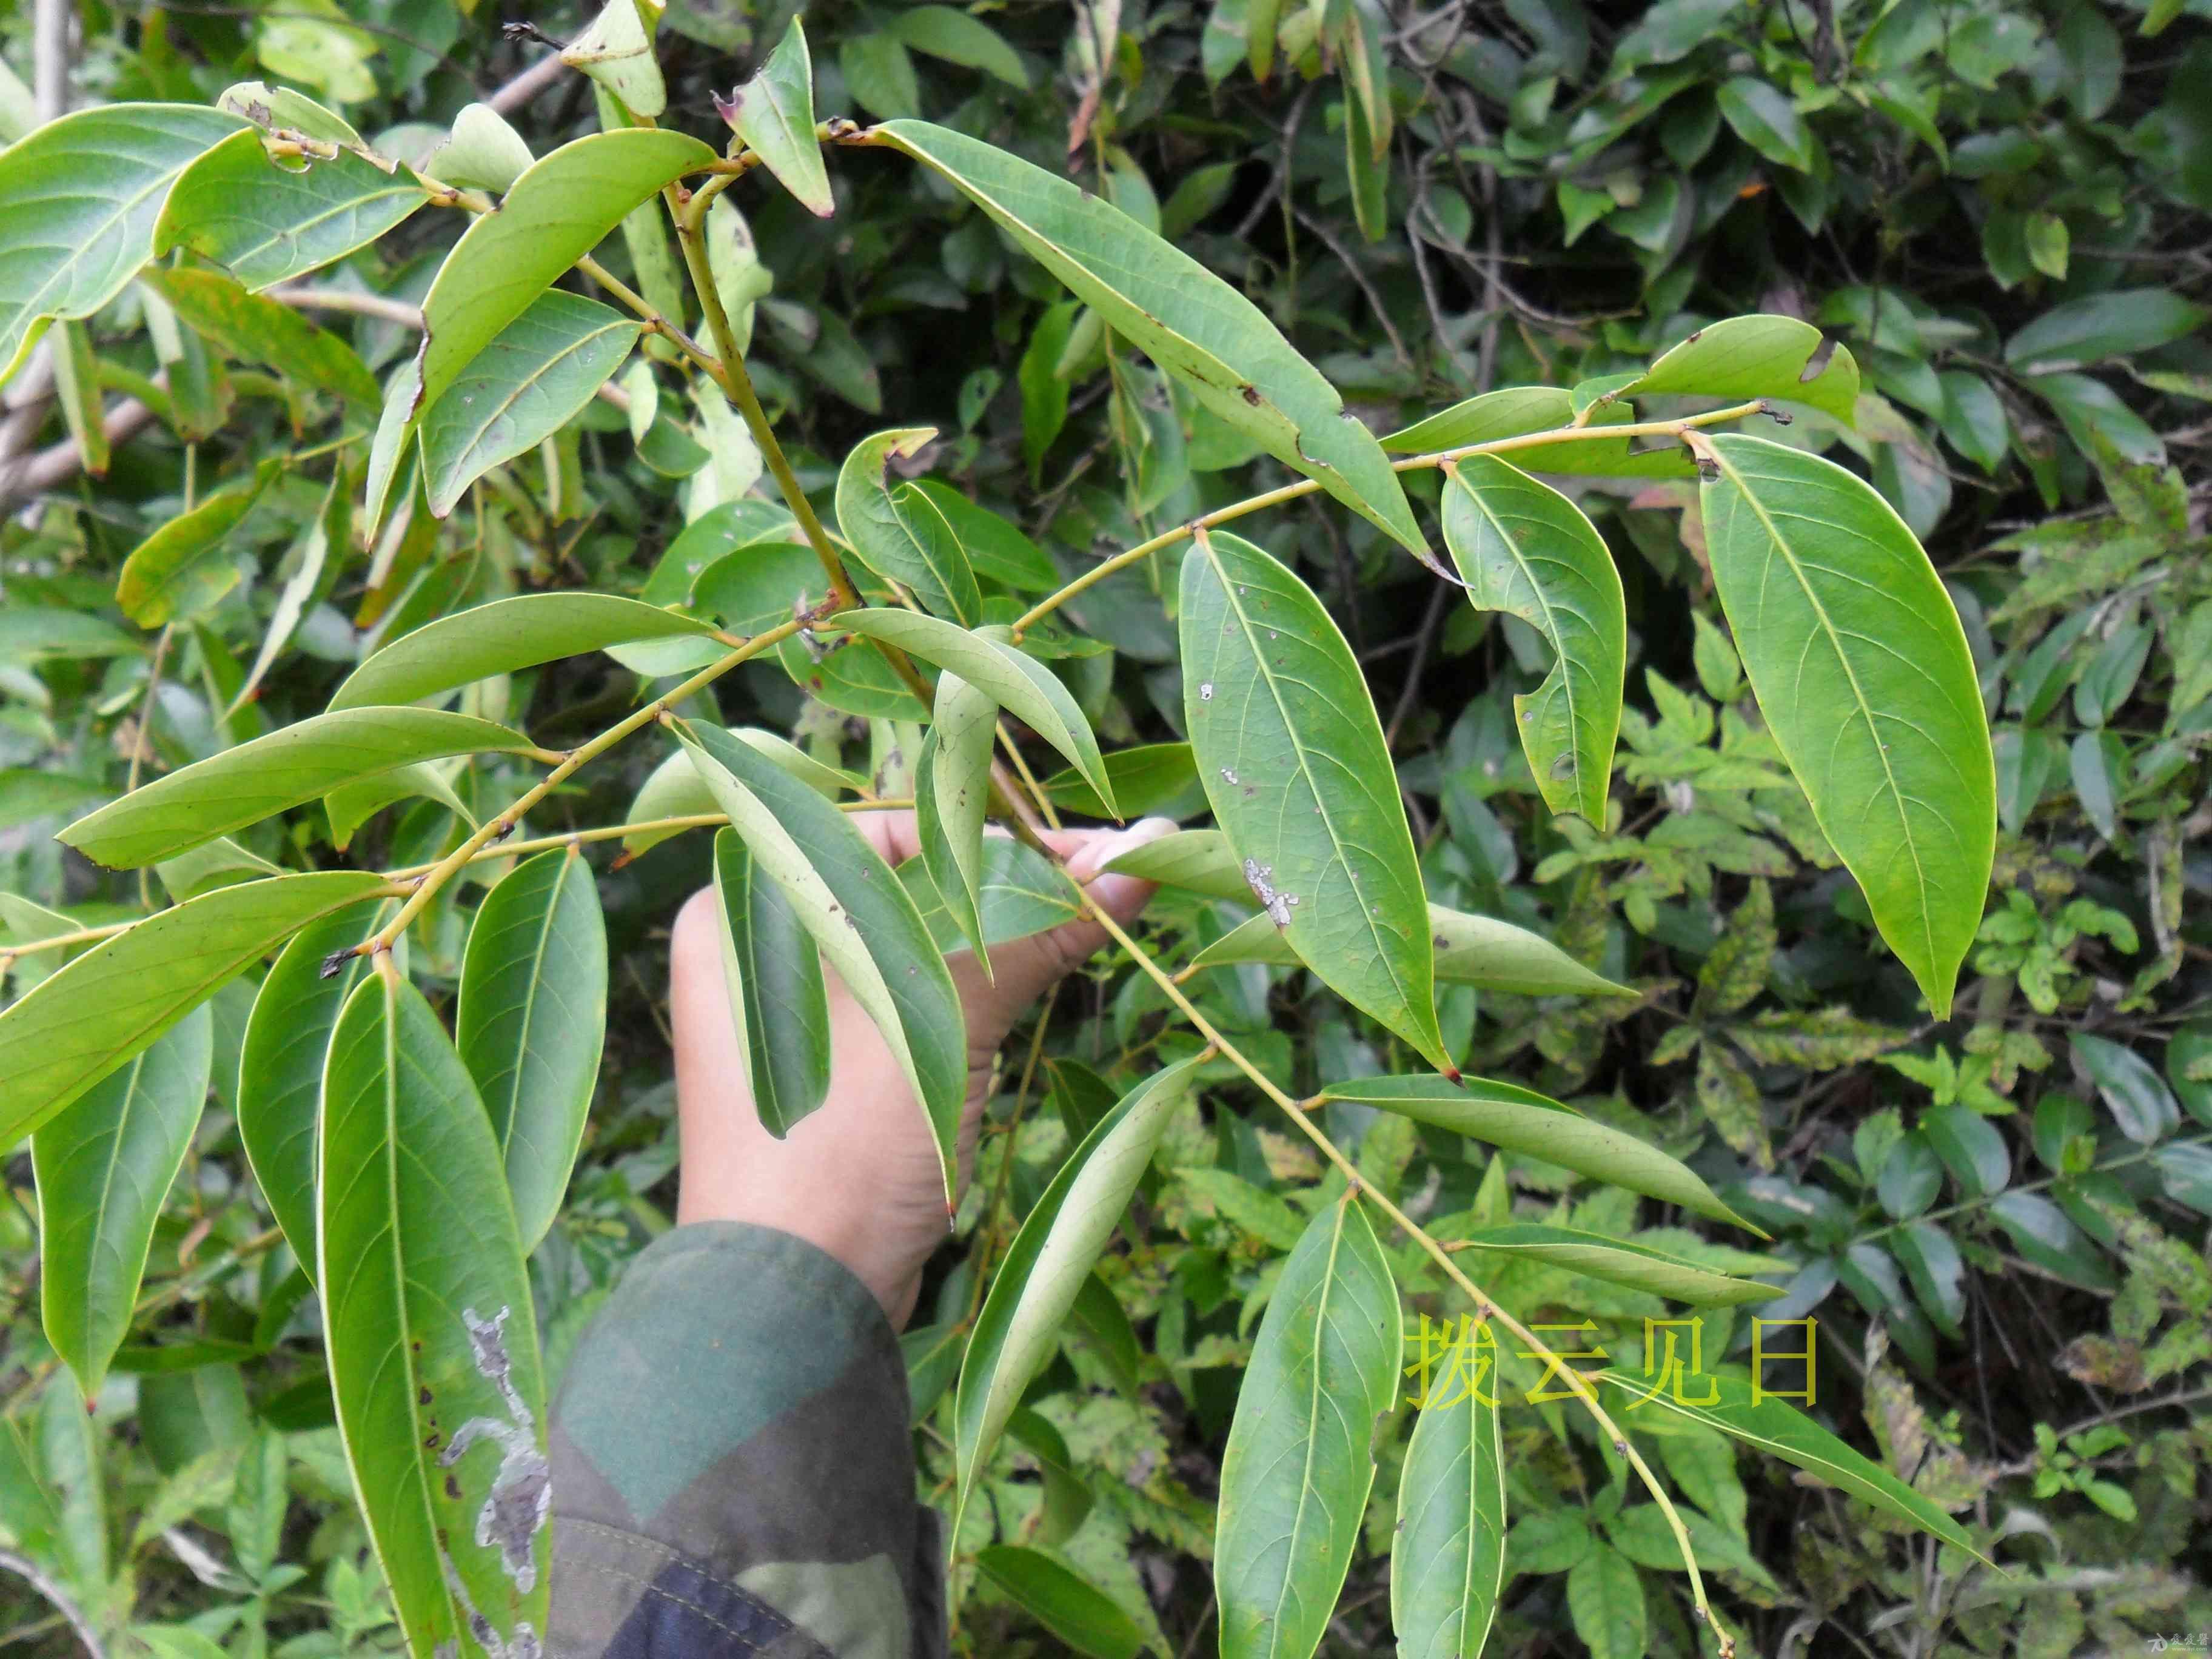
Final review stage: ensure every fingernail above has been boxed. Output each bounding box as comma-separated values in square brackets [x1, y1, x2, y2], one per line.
[1070, 816, 1178, 882]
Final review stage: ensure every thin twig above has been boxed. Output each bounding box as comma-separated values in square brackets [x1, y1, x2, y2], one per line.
[0, 1547, 104, 1659]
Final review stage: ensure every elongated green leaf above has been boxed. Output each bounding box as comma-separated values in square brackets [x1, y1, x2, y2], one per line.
[1442, 457, 1623, 823]
[417, 128, 715, 414]
[677, 720, 967, 1200]
[237, 900, 380, 1273]
[1393, 1352, 1506, 1659]
[1695, 434, 1994, 1017]
[900, 837, 1084, 954]
[421, 291, 642, 516]
[892, 6, 1032, 87]
[155, 127, 425, 290]
[0, 104, 246, 386]
[562, 0, 667, 116]
[326, 761, 476, 852]
[362, 358, 421, 539]
[1217, 1197, 1399, 1659]
[708, 829, 831, 1137]
[715, 18, 834, 216]
[1450, 1224, 1782, 1306]
[61, 709, 536, 868]
[920, 672, 997, 968]
[457, 848, 607, 1250]
[1595, 1364, 1983, 1557]
[1717, 76, 1814, 171]
[1621, 315, 1860, 424]
[1195, 900, 1632, 997]
[1043, 742, 1205, 820]
[0, 871, 393, 1149]
[1567, 1547, 1647, 1659]
[835, 431, 982, 625]
[35, 1008, 213, 1396]
[838, 609, 1116, 809]
[874, 121, 1427, 561]
[1381, 386, 1694, 477]
[1181, 530, 1447, 1071]
[1323, 1075, 1754, 1230]
[1101, 826, 1251, 900]
[618, 727, 855, 856]
[2005, 287, 2208, 373]
[955, 1054, 1205, 1530]
[973, 1547, 1144, 1659]
[116, 458, 283, 628]
[0, 769, 106, 831]
[140, 266, 378, 407]
[0, 607, 142, 663]
[318, 973, 549, 1658]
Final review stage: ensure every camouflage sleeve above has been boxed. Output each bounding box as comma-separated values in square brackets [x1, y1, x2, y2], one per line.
[545, 1221, 945, 1659]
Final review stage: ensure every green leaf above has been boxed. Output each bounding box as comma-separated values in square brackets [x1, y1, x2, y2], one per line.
[115, 459, 282, 628]
[1382, 386, 1694, 477]
[715, 18, 834, 216]
[836, 431, 983, 625]
[420, 290, 641, 517]
[417, 128, 715, 416]
[1695, 434, 1993, 1018]
[900, 837, 1084, 954]
[1393, 1349, 1506, 1659]
[0, 104, 246, 386]
[0, 769, 107, 831]
[1043, 742, 1205, 822]
[677, 719, 967, 1200]
[1323, 1075, 1755, 1230]
[1195, 900, 1632, 997]
[318, 973, 549, 1657]
[1920, 1103, 2009, 1197]
[325, 761, 477, 852]
[973, 1547, 1145, 1659]
[954, 1056, 1206, 1532]
[905, 480, 1061, 592]
[874, 121, 1429, 561]
[60, 709, 537, 868]
[2005, 288, 2210, 374]
[1442, 455, 1624, 822]
[841, 33, 922, 118]
[1101, 826, 1252, 901]
[139, 266, 378, 408]
[237, 900, 380, 1273]
[838, 609, 1115, 808]
[0, 871, 392, 1150]
[1566, 1547, 1647, 1659]
[2070, 1033, 2179, 1144]
[708, 828, 831, 1137]
[619, 726, 853, 857]
[1180, 530, 1447, 1070]
[1176, 1166, 1307, 1253]
[1989, 1191, 2116, 1290]
[561, 0, 666, 117]
[1623, 315, 1860, 424]
[1716, 77, 1815, 171]
[156, 127, 425, 290]
[1447, 1223, 1782, 1306]
[891, 6, 1032, 87]
[34, 1008, 213, 1396]
[1876, 1131, 1943, 1219]
[1216, 1198, 1399, 1659]
[0, 606, 143, 663]
[457, 848, 607, 1250]
[1594, 1365, 1982, 1556]
[1891, 1219, 1965, 1335]
[433, 103, 536, 195]
[919, 674, 997, 968]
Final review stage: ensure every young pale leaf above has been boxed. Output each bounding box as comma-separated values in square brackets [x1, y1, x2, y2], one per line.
[115, 459, 283, 628]
[237, 900, 381, 1272]
[715, 18, 834, 216]
[0, 871, 392, 1149]
[156, 128, 424, 290]
[416, 128, 715, 414]
[1100, 826, 1252, 901]
[457, 848, 608, 1250]
[561, 0, 666, 116]
[1393, 1360, 1506, 1659]
[874, 121, 1429, 562]
[1217, 1197, 1399, 1659]
[420, 291, 642, 516]
[1450, 1224, 1783, 1306]
[35, 1008, 213, 1397]
[838, 609, 1116, 810]
[973, 1547, 1145, 1659]
[1694, 434, 1995, 1017]
[1180, 530, 1449, 1072]
[139, 266, 380, 408]
[919, 673, 997, 968]
[318, 973, 550, 1658]
[433, 103, 536, 194]
[1323, 1075, 1755, 1231]
[954, 1054, 1206, 1533]
[1619, 314, 1860, 424]
[0, 104, 246, 386]
[60, 709, 537, 868]
[834, 430, 983, 625]
[1443, 457, 1624, 823]
[708, 829, 831, 1137]
[1194, 900, 1634, 997]
[677, 720, 967, 1201]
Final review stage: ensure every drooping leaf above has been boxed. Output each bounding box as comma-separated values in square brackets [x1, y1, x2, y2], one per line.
[236, 900, 381, 1273]
[1620, 314, 1860, 424]
[834, 430, 983, 625]
[954, 1055, 1206, 1531]
[324, 761, 477, 853]
[59, 709, 538, 868]
[1194, 900, 1632, 997]
[0, 871, 394, 1149]
[0, 104, 246, 386]
[318, 973, 550, 1657]
[34, 1008, 213, 1396]
[420, 290, 642, 516]
[155, 128, 426, 290]
[139, 266, 380, 408]
[874, 121, 1429, 561]
[676, 720, 967, 1201]
[708, 829, 831, 1138]
[1180, 530, 1447, 1070]
[1216, 1197, 1399, 1659]
[715, 18, 834, 217]
[1448, 1224, 1783, 1306]
[919, 674, 997, 968]
[115, 459, 283, 628]
[1394, 1339, 1506, 1659]
[1323, 1075, 1755, 1230]
[973, 1547, 1145, 1659]
[457, 848, 608, 1250]
[1442, 456, 1624, 822]
[1695, 434, 1994, 1017]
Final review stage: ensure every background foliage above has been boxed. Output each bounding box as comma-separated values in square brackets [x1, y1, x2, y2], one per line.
[1, 0, 2209, 1655]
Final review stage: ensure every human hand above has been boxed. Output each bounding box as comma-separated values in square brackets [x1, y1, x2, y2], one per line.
[668, 814, 1178, 1326]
